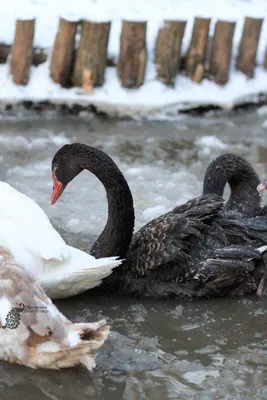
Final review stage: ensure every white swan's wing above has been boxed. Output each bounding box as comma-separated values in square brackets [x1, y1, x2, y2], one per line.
[41, 245, 122, 299]
[0, 182, 69, 271]
[0, 182, 122, 299]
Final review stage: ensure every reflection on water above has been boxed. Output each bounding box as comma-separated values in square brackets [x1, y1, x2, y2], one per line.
[0, 109, 267, 399]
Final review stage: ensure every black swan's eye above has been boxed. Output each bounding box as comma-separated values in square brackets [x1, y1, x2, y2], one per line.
[53, 164, 58, 171]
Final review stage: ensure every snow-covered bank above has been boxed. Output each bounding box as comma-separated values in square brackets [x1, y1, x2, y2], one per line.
[1, 62, 267, 119]
[1, 0, 267, 119]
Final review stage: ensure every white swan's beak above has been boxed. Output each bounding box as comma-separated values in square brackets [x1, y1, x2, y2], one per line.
[257, 182, 267, 193]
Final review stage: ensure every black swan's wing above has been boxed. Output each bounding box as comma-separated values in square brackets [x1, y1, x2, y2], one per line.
[192, 244, 267, 297]
[225, 214, 267, 244]
[116, 194, 267, 299]
[126, 194, 228, 277]
[194, 245, 260, 284]
[121, 242, 267, 299]
[126, 193, 267, 278]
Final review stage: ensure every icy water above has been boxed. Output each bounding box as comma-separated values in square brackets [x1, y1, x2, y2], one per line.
[0, 108, 267, 399]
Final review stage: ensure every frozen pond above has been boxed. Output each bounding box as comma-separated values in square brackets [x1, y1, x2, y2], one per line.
[0, 108, 267, 399]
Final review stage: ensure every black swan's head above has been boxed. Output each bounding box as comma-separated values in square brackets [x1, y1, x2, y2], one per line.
[50, 143, 109, 205]
[50, 143, 135, 259]
[50, 143, 132, 206]
[203, 153, 260, 196]
[203, 153, 262, 217]
[50, 144, 83, 205]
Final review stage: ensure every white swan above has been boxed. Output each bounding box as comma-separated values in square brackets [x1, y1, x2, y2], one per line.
[0, 182, 122, 299]
[0, 247, 109, 370]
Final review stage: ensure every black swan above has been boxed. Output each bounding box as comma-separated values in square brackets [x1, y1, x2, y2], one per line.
[50, 144, 267, 299]
[203, 153, 262, 217]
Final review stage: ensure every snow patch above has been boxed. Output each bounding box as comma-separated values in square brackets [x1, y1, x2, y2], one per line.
[196, 135, 228, 156]
[1, 0, 267, 118]
[142, 205, 167, 221]
[183, 370, 220, 385]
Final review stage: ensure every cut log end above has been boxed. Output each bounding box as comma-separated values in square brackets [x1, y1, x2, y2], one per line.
[209, 20, 236, 85]
[236, 17, 263, 78]
[117, 20, 147, 89]
[50, 18, 79, 87]
[0, 44, 10, 63]
[186, 17, 211, 83]
[192, 63, 205, 83]
[1, 45, 47, 66]
[10, 19, 35, 85]
[264, 48, 267, 71]
[82, 68, 94, 93]
[72, 20, 111, 88]
[155, 20, 186, 86]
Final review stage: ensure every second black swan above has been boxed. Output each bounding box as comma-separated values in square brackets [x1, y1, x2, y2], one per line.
[203, 153, 264, 217]
[50, 144, 267, 299]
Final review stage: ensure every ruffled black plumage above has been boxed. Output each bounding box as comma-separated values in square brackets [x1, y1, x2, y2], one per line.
[51, 145, 267, 299]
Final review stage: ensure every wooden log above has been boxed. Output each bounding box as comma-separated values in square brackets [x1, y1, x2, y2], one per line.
[0, 44, 47, 66]
[0, 44, 10, 63]
[117, 20, 147, 88]
[82, 69, 94, 93]
[209, 20, 236, 85]
[50, 18, 79, 87]
[155, 20, 186, 86]
[10, 19, 35, 85]
[186, 17, 210, 83]
[72, 20, 111, 88]
[32, 48, 48, 66]
[264, 48, 267, 71]
[236, 17, 263, 78]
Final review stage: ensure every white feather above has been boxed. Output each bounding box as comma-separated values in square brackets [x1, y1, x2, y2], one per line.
[257, 245, 267, 254]
[0, 182, 122, 299]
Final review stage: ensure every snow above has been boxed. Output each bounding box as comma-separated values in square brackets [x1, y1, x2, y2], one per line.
[258, 105, 267, 115]
[1, 0, 267, 119]
[142, 205, 168, 221]
[183, 370, 220, 385]
[0, 133, 70, 150]
[196, 136, 228, 156]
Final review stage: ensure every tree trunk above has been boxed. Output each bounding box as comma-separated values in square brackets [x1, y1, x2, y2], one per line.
[209, 20, 236, 85]
[82, 68, 94, 93]
[32, 48, 48, 66]
[117, 20, 147, 88]
[0, 44, 10, 63]
[155, 20, 186, 86]
[10, 19, 35, 85]
[186, 17, 210, 83]
[1, 44, 48, 66]
[72, 20, 111, 88]
[50, 18, 79, 87]
[264, 47, 267, 71]
[236, 17, 263, 78]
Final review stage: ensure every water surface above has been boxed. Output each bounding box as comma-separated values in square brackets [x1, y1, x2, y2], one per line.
[0, 108, 266, 399]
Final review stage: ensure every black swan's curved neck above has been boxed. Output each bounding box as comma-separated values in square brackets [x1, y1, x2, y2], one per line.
[76, 144, 135, 259]
[203, 154, 261, 216]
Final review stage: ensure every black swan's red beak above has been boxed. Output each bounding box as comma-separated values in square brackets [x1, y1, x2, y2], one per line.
[50, 172, 66, 205]
[257, 181, 267, 193]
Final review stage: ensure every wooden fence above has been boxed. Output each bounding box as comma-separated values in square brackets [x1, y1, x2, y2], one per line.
[0, 17, 265, 91]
